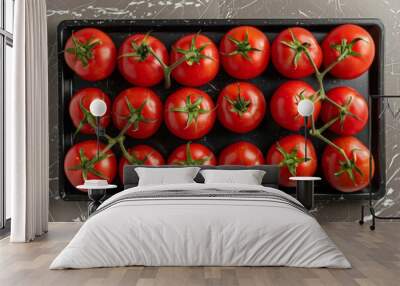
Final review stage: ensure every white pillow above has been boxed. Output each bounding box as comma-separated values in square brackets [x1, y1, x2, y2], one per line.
[200, 169, 266, 185]
[135, 167, 200, 186]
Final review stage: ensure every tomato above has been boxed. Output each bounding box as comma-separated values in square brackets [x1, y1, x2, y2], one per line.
[168, 142, 217, 166]
[272, 27, 322, 79]
[164, 88, 216, 140]
[270, 81, 320, 131]
[217, 82, 266, 133]
[322, 24, 375, 79]
[118, 145, 165, 181]
[322, 136, 374, 192]
[220, 26, 269, 79]
[118, 33, 169, 87]
[64, 140, 117, 190]
[112, 87, 163, 139]
[321, 86, 368, 135]
[69, 88, 111, 135]
[64, 28, 117, 81]
[219, 141, 264, 166]
[170, 33, 219, 87]
[265, 135, 317, 187]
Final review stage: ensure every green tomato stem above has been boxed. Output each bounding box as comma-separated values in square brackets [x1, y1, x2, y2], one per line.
[118, 139, 134, 163]
[317, 115, 340, 134]
[147, 46, 194, 89]
[303, 47, 354, 166]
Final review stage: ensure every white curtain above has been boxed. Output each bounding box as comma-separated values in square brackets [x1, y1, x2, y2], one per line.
[8, 0, 49, 242]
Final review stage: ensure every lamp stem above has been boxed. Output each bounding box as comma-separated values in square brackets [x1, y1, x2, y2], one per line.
[96, 116, 100, 160]
[304, 116, 308, 162]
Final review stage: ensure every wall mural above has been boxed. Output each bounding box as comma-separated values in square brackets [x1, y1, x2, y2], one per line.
[46, 0, 400, 222]
[58, 19, 381, 202]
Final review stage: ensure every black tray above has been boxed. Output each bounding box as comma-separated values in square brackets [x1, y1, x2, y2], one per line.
[57, 18, 385, 201]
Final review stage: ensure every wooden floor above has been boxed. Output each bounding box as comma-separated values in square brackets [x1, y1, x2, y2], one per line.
[0, 222, 399, 286]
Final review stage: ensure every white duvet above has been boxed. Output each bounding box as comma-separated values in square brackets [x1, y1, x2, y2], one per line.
[50, 183, 351, 269]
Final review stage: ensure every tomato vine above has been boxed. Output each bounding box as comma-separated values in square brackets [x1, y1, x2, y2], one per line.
[302, 40, 366, 182]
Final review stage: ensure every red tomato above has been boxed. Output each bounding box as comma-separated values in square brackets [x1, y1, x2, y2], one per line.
[64, 28, 117, 81]
[170, 33, 219, 87]
[118, 145, 165, 181]
[322, 136, 375, 192]
[272, 27, 322, 79]
[265, 135, 317, 187]
[322, 24, 375, 79]
[164, 88, 216, 140]
[112, 87, 163, 139]
[64, 140, 117, 190]
[69, 88, 111, 135]
[219, 141, 264, 166]
[270, 81, 320, 131]
[168, 142, 217, 166]
[118, 33, 169, 87]
[321, 86, 368, 135]
[220, 26, 270, 79]
[217, 82, 266, 133]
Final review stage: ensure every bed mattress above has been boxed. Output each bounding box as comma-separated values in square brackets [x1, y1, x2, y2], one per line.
[50, 183, 351, 269]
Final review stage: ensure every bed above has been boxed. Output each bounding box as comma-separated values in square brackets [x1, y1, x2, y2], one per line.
[50, 165, 351, 269]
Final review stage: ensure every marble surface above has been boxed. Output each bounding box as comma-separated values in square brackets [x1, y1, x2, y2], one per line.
[46, 0, 400, 222]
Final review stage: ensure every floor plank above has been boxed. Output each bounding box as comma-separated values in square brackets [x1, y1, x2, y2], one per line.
[0, 222, 399, 286]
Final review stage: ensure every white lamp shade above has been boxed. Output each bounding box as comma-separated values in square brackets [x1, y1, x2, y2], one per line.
[297, 99, 314, 117]
[89, 99, 107, 117]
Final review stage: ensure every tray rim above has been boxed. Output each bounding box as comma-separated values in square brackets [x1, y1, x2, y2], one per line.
[57, 18, 385, 29]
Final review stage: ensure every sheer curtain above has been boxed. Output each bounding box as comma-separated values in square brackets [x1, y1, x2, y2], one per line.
[7, 0, 49, 242]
